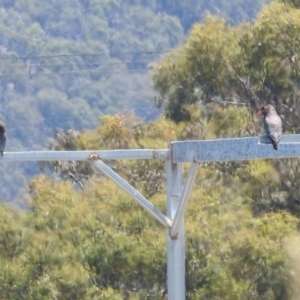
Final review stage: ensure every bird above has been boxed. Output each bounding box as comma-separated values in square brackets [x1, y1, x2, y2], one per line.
[0, 122, 6, 156]
[257, 104, 282, 150]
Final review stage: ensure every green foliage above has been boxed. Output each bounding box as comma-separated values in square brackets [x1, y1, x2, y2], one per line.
[152, 15, 241, 121]
[0, 106, 298, 298]
[279, 0, 300, 8]
[153, 2, 300, 128]
[23, 109, 300, 298]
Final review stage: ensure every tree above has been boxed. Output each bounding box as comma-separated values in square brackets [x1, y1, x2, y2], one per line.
[0, 111, 299, 298]
[153, 2, 300, 129]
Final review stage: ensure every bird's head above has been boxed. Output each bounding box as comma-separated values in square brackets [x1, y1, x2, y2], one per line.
[257, 104, 275, 117]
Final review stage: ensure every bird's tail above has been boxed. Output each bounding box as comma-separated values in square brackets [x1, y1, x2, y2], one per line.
[268, 136, 278, 150]
[272, 140, 278, 150]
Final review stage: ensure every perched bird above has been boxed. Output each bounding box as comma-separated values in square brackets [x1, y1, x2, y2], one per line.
[0, 122, 6, 156]
[257, 104, 282, 150]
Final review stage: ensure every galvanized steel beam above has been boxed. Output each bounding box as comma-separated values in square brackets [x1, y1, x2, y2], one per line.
[0, 149, 168, 162]
[170, 162, 199, 239]
[166, 158, 185, 300]
[171, 134, 300, 163]
[93, 159, 172, 228]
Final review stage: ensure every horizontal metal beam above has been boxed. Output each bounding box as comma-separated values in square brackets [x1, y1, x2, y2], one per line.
[93, 159, 172, 228]
[171, 134, 300, 163]
[0, 149, 169, 161]
[170, 162, 199, 239]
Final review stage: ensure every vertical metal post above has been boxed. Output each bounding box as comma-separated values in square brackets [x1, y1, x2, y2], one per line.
[166, 156, 185, 300]
[170, 162, 198, 238]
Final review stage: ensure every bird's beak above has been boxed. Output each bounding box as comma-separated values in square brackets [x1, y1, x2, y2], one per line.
[257, 110, 263, 115]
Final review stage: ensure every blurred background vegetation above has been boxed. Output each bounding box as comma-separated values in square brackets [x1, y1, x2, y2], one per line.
[1, 0, 300, 299]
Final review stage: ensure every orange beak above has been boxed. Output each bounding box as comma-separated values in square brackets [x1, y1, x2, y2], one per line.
[257, 110, 263, 115]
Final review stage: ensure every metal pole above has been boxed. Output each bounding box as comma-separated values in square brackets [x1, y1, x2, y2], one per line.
[166, 156, 185, 300]
[171, 135, 300, 163]
[170, 162, 198, 239]
[0, 149, 168, 162]
[93, 160, 172, 228]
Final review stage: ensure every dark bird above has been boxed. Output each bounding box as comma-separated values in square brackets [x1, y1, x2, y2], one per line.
[0, 122, 6, 156]
[257, 104, 282, 150]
